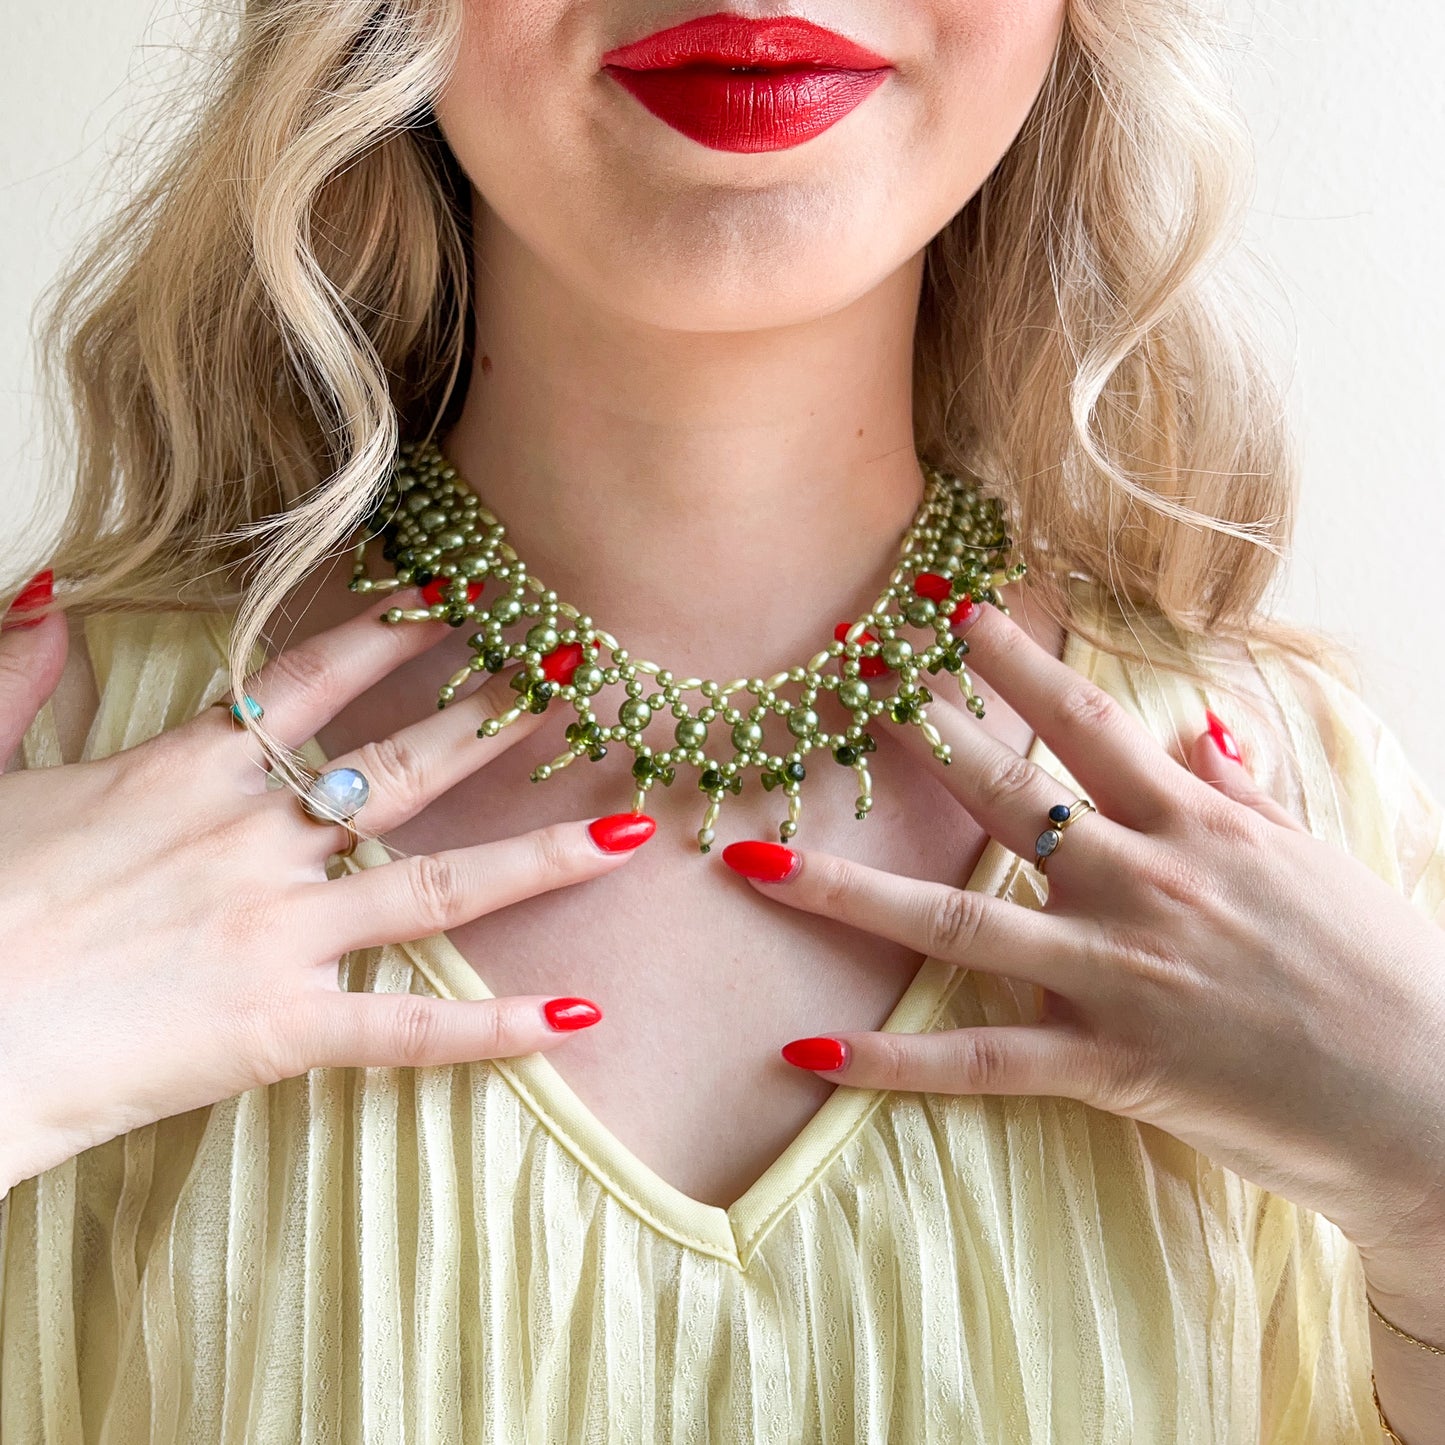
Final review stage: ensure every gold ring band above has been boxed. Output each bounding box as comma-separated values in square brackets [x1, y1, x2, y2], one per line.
[1035, 797, 1096, 876]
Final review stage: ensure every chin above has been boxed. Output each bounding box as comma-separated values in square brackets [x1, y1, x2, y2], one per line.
[481, 164, 926, 333]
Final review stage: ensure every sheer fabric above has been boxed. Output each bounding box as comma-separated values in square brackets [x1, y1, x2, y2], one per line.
[2, 586, 1439, 1443]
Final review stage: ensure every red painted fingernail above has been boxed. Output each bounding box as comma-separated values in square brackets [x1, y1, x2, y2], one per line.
[543, 997, 602, 1031]
[781, 1036, 848, 1071]
[1204, 708, 1243, 764]
[587, 812, 656, 853]
[2, 568, 53, 632]
[721, 839, 801, 883]
[947, 595, 980, 632]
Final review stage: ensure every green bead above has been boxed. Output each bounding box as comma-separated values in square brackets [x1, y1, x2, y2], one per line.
[620, 697, 652, 731]
[880, 639, 914, 668]
[839, 679, 871, 711]
[784, 760, 806, 783]
[525, 624, 560, 654]
[731, 719, 764, 751]
[522, 680, 554, 713]
[490, 597, 523, 623]
[834, 744, 858, 766]
[573, 665, 605, 696]
[675, 717, 708, 748]
[786, 707, 818, 739]
[903, 599, 937, 627]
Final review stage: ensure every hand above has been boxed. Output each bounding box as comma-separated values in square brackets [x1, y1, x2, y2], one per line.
[0, 581, 653, 1195]
[718, 599, 1445, 1264]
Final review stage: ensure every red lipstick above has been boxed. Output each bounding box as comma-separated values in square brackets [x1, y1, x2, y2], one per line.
[600, 12, 893, 153]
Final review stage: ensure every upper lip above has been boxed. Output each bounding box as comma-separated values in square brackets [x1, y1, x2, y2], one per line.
[599, 12, 892, 72]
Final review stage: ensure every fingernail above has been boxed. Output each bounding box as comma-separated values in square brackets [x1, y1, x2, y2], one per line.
[2, 568, 53, 633]
[947, 594, 980, 633]
[587, 812, 656, 853]
[1204, 708, 1243, 765]
[543, 997, 602, 1031]
[721, 839, 800, 883]
[781, 1036, 848, 1071]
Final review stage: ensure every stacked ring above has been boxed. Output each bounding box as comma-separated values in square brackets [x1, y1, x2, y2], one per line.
[1034, 797, 1096, 875]
[212, 692, 264, 724]
[213, 694, 370, 859]
[295, 763, 371, 860]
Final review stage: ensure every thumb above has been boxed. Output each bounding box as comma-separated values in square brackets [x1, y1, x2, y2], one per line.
[1191, 707, 1306, 834]
[0, 569, 66, 767]
[284, 990, 602, 1072]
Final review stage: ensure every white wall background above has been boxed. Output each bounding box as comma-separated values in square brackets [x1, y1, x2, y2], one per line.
[3, 1, 1441, 798]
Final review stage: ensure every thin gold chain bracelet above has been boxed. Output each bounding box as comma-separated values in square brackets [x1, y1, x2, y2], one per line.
[1366, 1292, 1445, 1443]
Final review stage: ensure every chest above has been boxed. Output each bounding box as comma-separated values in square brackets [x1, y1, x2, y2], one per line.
[304, 582, 1047, 1211]
[370, 710, 999, 1209]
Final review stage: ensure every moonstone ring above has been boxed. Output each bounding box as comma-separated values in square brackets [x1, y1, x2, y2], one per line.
[297, 764, 371, 859]
[1033, 797, 1097, 876]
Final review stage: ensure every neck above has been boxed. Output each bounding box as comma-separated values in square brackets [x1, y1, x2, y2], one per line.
[439, 209, 933, 681]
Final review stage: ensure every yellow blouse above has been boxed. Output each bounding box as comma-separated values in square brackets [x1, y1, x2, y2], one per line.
[2, 591, 1441, 1443]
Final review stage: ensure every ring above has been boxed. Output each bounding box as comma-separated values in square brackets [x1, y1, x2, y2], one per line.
[1034, 797, 1096, 875]
[212, 692, 263, 724]
[296, 763, 370, 860]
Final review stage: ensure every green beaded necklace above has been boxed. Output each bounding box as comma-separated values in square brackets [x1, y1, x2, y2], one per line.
[347, 438, 1026, 852]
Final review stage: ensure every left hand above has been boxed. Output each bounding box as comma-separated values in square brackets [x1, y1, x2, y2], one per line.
[719, 599, 1445, 1266]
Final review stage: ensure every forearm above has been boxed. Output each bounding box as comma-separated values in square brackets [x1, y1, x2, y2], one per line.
[1361, 1247, 1445, 1444]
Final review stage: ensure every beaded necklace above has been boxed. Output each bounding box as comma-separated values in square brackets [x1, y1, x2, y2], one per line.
[347, 438, 1026, 852]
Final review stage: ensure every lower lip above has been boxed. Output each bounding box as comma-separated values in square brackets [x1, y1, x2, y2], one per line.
[603, 66, 890, 153]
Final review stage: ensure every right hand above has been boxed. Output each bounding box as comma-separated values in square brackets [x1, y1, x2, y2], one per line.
[0, 579, 654, 1195]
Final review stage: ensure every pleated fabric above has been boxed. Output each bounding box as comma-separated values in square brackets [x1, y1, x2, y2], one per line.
[2, 588, 1440, 1444]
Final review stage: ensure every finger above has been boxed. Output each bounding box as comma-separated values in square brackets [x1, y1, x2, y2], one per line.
[233, 585, 453, 761]
[880, 680, 1132, 885]
[287, 991, 602, 1071]
[308, 814, 656, 958]
[720, 841, 1091, 994]
[1189, 718, 1306, 834]
[927, 596, 1199, 833]
[779, 1023, 1110, 1102]
[318, 661, 556, 836]
[0, 577, 67, 765]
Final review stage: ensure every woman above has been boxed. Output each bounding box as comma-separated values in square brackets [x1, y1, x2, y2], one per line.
[1, 0, 1441, 1440]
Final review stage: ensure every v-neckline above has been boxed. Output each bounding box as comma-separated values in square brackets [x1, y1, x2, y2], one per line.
[263, 613, 1092, 1271]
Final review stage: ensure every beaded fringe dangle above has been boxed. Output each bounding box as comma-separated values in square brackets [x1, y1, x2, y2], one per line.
[348, 439, 1026, 852]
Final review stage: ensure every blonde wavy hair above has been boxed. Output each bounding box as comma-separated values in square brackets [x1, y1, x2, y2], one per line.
[12, 0, 1357, 802]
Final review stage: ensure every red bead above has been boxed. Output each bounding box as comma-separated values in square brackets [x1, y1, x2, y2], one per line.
[420, 577, 485, 608]
[540, 638, 601, 685]
[780, 1036, 847, 1071]
[913, 572, 952, 602]
[720, 839, 800, 883]
[834, 621, 891, 678]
